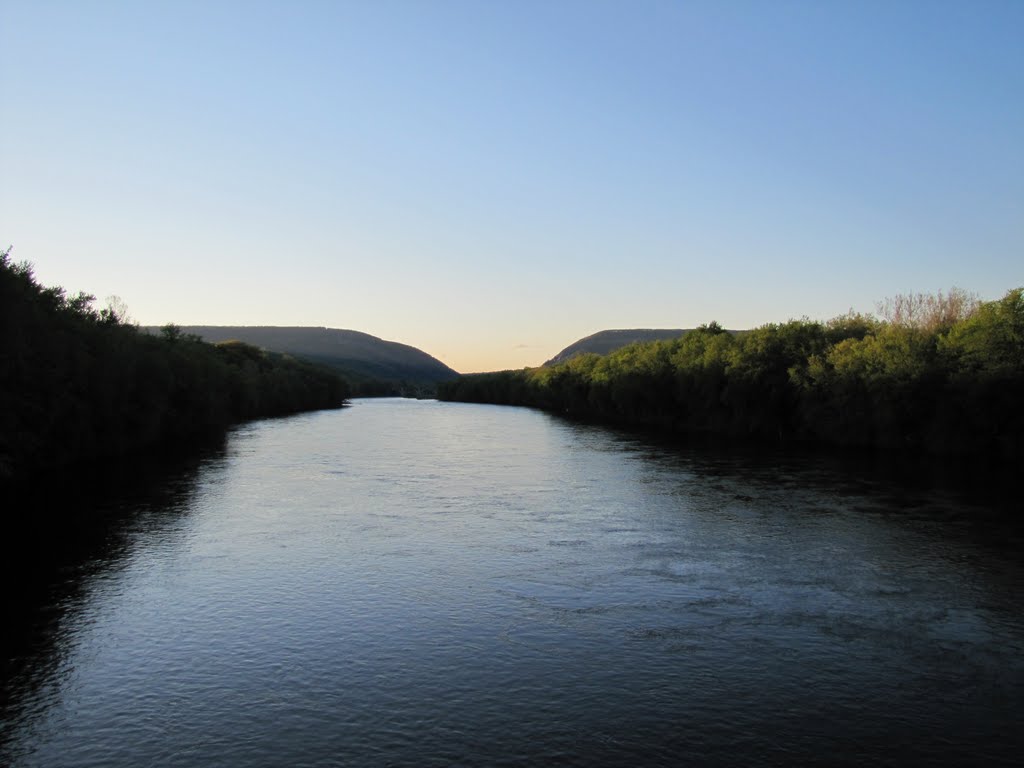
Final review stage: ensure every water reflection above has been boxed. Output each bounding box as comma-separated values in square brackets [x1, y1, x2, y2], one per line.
[0, 440, 226, 750]
[2, 401, 1022, 767]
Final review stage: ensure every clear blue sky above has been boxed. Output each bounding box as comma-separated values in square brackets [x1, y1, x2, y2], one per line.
[2, 1, 1021, 372]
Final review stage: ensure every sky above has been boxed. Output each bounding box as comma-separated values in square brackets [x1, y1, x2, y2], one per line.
[2, 1, 1021, 373]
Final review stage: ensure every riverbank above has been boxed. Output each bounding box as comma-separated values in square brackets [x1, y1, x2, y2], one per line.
[439, 289, 1024, 466]
[0, 250, 351, 483]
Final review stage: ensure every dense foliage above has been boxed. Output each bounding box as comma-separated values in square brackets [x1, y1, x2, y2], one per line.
[1, 250, 350, 480]
[438, 290, 1024, 462]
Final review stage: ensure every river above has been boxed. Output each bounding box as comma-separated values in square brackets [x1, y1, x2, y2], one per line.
[2, 398, 1022, 766]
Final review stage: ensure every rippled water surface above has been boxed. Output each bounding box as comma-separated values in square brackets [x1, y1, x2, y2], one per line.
[2, 399, 1022, 766]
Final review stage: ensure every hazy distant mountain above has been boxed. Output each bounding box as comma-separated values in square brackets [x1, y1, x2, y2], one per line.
[544, 329, 689, 366]
[146, 326, 458, 393]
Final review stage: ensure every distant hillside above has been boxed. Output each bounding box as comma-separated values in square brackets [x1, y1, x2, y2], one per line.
[544, 329, 689, 366]
[145, 326, 458, 395]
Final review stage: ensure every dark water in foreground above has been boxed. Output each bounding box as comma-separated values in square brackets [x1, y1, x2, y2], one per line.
[2, 398, 1022, 767]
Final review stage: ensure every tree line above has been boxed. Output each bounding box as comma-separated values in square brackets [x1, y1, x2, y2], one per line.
[438, 288, 1023, 462]
[1, 249, 350, 481]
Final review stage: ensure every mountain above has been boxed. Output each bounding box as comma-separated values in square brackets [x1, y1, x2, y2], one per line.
[544, 329, 689, 366]
[147, 326, 458, 395]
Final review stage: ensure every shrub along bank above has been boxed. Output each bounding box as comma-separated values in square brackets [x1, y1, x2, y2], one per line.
[438, 289, 1024, 462]
[1, 250, 350, 481]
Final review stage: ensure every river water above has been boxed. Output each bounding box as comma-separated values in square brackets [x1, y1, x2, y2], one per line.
[2, 398, 1022, 766]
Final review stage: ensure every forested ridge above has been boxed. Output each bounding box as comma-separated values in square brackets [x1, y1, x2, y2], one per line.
[146, 325, 459, 397]
[1, 250, 350, 481]
[544, 329, 690, 366]
[439, 288, 1024, 462]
